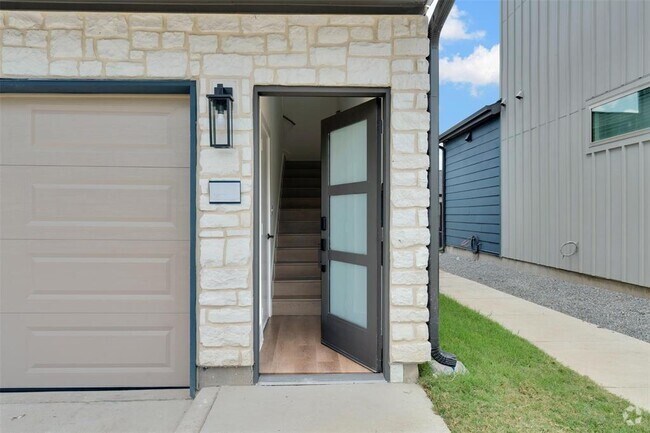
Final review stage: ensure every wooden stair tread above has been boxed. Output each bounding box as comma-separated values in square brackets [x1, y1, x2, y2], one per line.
[273, 294, 321, 300]
[275, 261, 318, 265]
[274, 278, 321, 283]
[276, 247, 319, 250]
[272, 161, 322, 315]
[274, 276, 320, 281]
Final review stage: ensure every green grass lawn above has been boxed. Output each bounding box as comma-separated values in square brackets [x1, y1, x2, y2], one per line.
[419, 295, 649, 433]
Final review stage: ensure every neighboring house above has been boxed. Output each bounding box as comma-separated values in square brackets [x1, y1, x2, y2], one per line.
[441, 101, 501, 256]
[441, 0, 649, 291]
[0, 1, 455, 394]
[501, 0, 649, 289]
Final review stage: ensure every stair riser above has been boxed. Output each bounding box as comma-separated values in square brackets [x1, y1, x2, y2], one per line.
[274, 280, 321, 297]
[283, 178, 320, 188]
[285, 161, 321, 169]
[284, 169, 320, 178]
[280, 209, 320, 222]
[279, 221, 320, 234]
[277, 235, 320, 248]
[272, 299, 320, 316]
[275, 264, 320, 280]
[276, 248, 319, 262]
[281, 197, 320, 209]
[282, 188, 321, 198]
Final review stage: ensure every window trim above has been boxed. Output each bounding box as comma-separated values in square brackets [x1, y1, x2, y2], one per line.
[587, 77, 650, 150]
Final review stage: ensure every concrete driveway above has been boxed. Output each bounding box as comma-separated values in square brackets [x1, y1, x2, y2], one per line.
[0, 389, 191, 433]
[1, 384, 450, 433]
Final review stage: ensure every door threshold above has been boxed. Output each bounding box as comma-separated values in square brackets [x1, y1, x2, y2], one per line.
[257, 373, 385, 386]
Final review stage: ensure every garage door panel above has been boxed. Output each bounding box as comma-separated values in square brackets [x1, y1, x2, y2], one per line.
[0, 95, 190, 168]
[1, 93, 191, 389]
[1, 166, 189, 241]
[1, 240, 189, 314]
[0, 313, 189, 388]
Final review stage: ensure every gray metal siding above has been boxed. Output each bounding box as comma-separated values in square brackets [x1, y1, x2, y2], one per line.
[445, 117, 501, 255]
[501, 0, 650, 287]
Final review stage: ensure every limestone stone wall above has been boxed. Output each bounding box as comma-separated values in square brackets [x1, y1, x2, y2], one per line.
[0, 10, 432, 380]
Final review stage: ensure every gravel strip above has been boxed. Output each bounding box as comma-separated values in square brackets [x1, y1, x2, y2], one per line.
[440, 252, 650, 342]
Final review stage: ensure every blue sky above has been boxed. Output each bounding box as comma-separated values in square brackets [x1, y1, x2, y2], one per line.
[435, 0, 500, 132]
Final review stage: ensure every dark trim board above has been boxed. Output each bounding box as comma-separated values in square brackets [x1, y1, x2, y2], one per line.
[1, 0, 427, 14]
[252, 86, 391, 384]
[0, 78, 194, 95]
[0, 386, 188, 393]
[0, 78, 199, 397]
[188, 81, 198, 397]
[440, 100, 501, 143]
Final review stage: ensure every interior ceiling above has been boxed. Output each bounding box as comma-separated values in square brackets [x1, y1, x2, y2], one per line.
[2, 0, 431, 14]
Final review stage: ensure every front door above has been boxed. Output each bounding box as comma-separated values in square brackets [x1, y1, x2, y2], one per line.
[320, 99, 382, 372]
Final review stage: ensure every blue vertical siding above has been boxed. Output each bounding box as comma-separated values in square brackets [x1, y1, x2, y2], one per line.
[444, 116, 501, 255]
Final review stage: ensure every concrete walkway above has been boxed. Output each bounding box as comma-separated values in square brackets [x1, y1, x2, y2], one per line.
[441, 270, 650, 411]
[0, 389, 191, 433]
[200, 383, 449, 433]
[1, 384, 449, 433]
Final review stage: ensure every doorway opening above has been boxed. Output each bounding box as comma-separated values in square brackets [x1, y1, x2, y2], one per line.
[254, 88, 389, 381]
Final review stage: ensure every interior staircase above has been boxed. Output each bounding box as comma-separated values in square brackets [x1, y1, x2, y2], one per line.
[272, 161, 321, 315]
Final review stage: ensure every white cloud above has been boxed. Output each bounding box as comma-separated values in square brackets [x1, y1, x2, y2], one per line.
[440, 44, 500, 96]
[440, 5, 486, 41]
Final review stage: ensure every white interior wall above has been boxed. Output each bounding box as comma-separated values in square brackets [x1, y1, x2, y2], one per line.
[259, 96, 284, 332]
[260, 96, 284, 235]
[280, 96, 338, 161]
[279, 96, 372, 161]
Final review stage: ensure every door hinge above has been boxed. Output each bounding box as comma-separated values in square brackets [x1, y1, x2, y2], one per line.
[320, 216, 327, 231]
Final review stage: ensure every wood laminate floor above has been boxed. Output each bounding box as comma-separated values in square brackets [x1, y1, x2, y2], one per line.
[259, 315, 371, 374]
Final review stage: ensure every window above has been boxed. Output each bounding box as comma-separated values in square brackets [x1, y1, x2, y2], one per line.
[591, 86, 650, 142]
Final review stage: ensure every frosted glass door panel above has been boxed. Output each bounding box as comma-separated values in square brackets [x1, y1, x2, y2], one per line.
[320, 98, 380, 371]
[329, 261, 367, 328]
[330, 193, 367, 254]
[329, 120, 367, 185]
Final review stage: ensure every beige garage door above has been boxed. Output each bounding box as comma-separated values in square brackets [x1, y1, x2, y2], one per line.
[0, 94, 191, 388]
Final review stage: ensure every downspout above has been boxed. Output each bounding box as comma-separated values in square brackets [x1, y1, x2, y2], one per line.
[439, 143, 446, 252]
[427, 0, 457, 368]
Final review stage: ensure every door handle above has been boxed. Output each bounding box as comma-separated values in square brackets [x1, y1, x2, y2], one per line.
[266, 233, 274, 239]
[320, 239, 327, 272]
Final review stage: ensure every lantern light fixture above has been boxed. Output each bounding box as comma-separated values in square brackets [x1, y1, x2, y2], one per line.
[207, 84, 234, 148]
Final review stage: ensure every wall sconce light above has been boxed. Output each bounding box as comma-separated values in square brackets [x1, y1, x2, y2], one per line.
[207, 84, 234, 148]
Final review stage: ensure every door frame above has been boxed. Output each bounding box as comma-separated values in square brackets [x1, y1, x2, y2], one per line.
[0, 79, 199, 396]
[252, 86, 391, 383]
